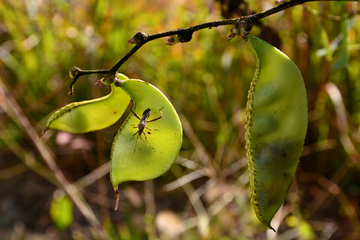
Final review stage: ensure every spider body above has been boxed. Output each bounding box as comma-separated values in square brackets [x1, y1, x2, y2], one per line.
[131, 107, 163, 153]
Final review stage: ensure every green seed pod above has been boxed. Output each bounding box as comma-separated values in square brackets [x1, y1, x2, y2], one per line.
[110, 79, 183, 190]
[244, 34, 308, 230]
[39, 74, 130, 137]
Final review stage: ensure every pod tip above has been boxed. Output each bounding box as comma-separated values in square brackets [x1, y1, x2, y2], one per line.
[38, 128, 48, 139]
[114, 188, 119, 211]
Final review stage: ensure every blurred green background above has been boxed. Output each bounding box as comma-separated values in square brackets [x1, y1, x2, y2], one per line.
[1, 0, 360, 239]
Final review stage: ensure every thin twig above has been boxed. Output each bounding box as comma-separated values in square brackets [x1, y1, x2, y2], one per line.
[68, 0, 360, 93]
[0, 79, 108, 240]
[144, 180, 157, 240]
[325, 83, 360, 167]
[298, 172, 360, 239]
[164, 169, 208, 191]
[170, 164, 209, 238]
[74, 162, 110, 190]
[179, 114, 215, 172]
[67, 0, 312, 93]
[108, 0, 309, 72]
[0, 122, 58, 183]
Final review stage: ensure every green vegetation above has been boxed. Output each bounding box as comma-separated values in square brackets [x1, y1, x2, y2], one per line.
[0, 0, 360, 239]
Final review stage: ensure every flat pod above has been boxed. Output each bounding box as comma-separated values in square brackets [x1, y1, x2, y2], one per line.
[40, 73, 130, 135]
[110, 79, 182, 189]
[244, 34, 308, 230]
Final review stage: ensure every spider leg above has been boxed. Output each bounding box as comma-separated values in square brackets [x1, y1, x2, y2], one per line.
[132, 131, 139, 139]
[141, 131, 148, 142]
[147, 107, 164, 123]
[139, 132, 153, 149]
[134, 134, 139, 154]
[131, 109, 141, 120]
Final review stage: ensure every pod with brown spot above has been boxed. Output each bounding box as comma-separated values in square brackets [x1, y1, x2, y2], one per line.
[244, 34, 308, 230]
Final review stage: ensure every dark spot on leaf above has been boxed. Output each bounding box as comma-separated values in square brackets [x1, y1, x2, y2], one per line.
[114, 112, 117, 114]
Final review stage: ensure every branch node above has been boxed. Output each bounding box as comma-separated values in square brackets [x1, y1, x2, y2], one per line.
[228, 18, 252, 41]
[104, 73, 117, 84]
[128, 32, 148, 45]
[69, 66, 80, 79]
[178, 31, 193, 43]
[235, 18, 252, 33]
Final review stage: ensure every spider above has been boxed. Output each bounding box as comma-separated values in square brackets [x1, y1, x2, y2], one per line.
[131, 107, 163, 153]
